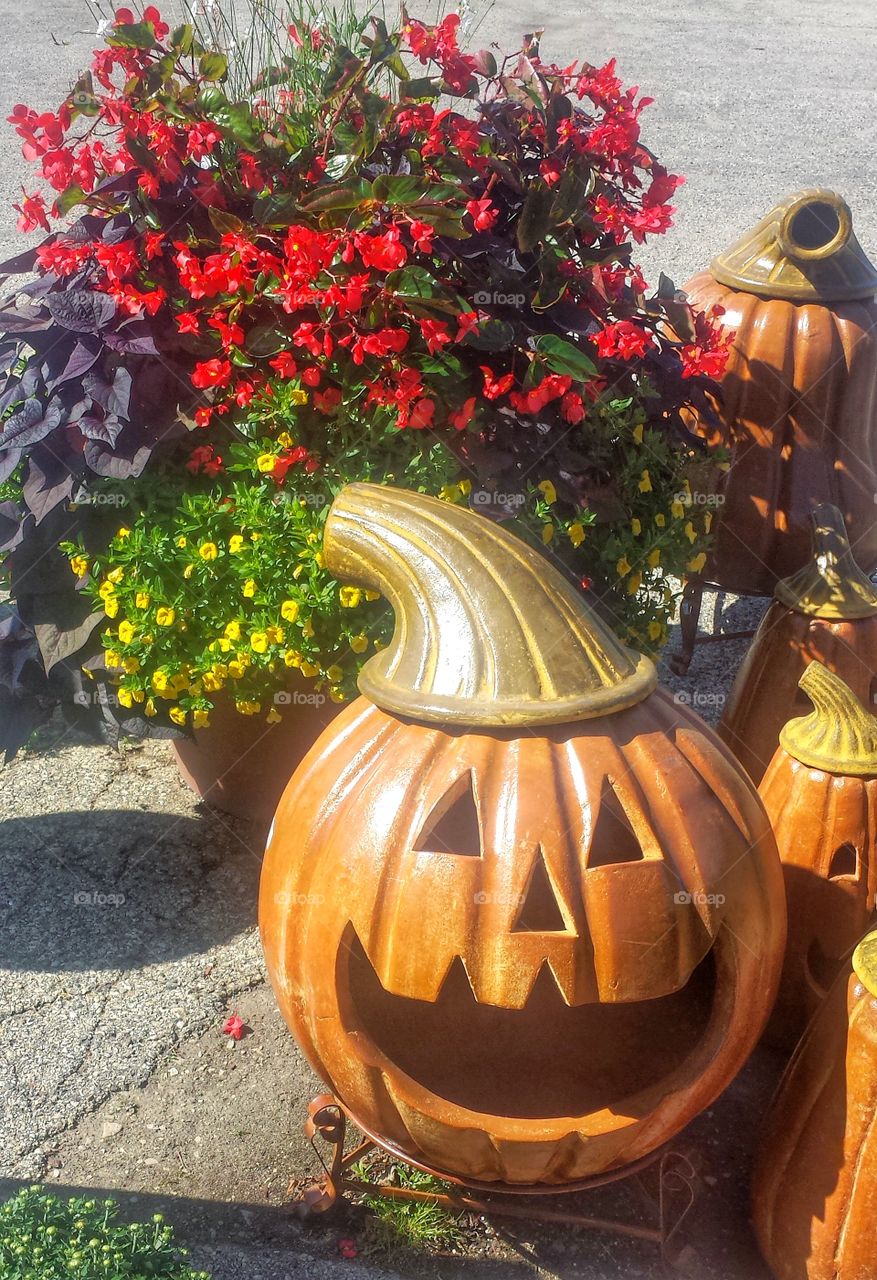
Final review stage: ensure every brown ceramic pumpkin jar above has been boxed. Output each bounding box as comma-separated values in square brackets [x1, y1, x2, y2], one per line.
[719, 504, 877, 784]
[753, 930, 877, 1280]
[684, 189, 877, 594]
[759, 662, 877, 1050]
[260, 483, 786, 1186]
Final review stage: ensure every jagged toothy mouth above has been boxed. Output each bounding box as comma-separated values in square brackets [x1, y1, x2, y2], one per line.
[338, 928, 718, 1120]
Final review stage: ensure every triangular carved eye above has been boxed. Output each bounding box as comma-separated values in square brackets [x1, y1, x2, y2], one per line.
[829, 842, 858, 879]
[587, 781, 645, 868]
[413, 772, 481, 857]
[513, 849, 567, 932]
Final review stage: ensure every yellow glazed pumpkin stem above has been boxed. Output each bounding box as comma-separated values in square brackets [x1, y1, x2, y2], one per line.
[323, 482, 657, 727]
[773, 503, 877, 619]
[853, 931, 877, 999]
[780, 661, 877, 776]
[710, 188, 877, 303]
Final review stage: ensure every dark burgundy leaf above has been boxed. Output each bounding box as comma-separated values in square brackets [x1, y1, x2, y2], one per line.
[34, 606, 104, 673]
[22, 449, 75, 524]
[0, 246, 39, 274]
[46, 290, 116, 333]
[0, 500, 25, 552]
[0, 304, 53, 334]
[0, 398, 65, 450]
[79, 413, 123, 446]
[103, 322, 159, 355]
[0, 448, 22, 482]
[82, 367, 132, 418]
[84, 439, 151, 479]
[44, 336, 101, 389]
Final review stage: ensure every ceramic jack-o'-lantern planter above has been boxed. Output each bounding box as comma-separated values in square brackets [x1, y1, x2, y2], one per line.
[753, 931, 877, 1280]
[759, 662, 877, 1051]
[260, 483, 786, 1187]
[684, 189, 877, 594]
[719, 504, 877, 784]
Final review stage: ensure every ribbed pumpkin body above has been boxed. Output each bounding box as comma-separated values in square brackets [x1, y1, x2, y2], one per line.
[683, 272, 877, 594]
[759, 755, 877, 1050]
[753, 940, 877, 1280]
[718, 603, 877, 784]
[260, 687, 785, 1186]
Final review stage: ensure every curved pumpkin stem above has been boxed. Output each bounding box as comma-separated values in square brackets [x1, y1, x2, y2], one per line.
[853, 931, 877, 999]
[710, 187, 877, 303]
[780, 661, 877, 776]
[323, 482, 657, 727]
[773, 504, 877, 619]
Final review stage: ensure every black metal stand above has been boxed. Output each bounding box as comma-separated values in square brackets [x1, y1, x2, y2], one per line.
[668, 575, 770, 675]
[296, 1094, 699, 1270]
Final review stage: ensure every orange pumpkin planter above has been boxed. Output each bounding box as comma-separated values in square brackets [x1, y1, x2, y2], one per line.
[260, 483, 786, 1186]
[718, 504, 877, 784]
[759, 662, 877, 1051]
[684, 189, 877, 595]
[753, 931, 877, 1280]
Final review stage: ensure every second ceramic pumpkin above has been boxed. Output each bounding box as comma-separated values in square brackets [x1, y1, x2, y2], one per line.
[684, 189, 877, 594]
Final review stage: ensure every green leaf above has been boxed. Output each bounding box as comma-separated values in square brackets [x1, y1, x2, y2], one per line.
[464, 319, 516, 352]
[54, 184, 86, 216]
[107, 21, 155, 50]
[171, 23, 196, 55]
[208, 208, 245, 236]
[551, 166, 594, 224]
[385, 266, 439, 299]
[517, 182, 555, 253]
[536, 335, 598, 380]
[322, 45, 364, 98]
[324, 152, 356, 179]
[199, 51, 228, 81]
[472, 49, 498, 76]
[245, 325, 286, 356]
[401, 77, 441, 99]
[297, 180, 371, 213]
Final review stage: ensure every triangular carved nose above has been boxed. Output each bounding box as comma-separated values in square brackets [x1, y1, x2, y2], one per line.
[512, 849, 567, 932]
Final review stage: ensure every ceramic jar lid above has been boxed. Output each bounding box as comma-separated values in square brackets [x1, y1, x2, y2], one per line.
[774, 504, 877, 620]
[780, 661, 877, 777]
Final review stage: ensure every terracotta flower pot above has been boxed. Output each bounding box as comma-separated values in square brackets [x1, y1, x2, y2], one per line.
[718, 504, 877, 784]
[173, 676, 340, 824]
[753, 931, 877, 1280]
[260, 483, 786, 1186]
[758, 662, 877, 1050]
[684, 188, 877, 594]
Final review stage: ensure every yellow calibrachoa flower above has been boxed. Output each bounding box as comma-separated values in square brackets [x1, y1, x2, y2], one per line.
[280, 599, 300, 623]
[655, 513, 666, 529]
[627, 571, 642, 595]
[537, 479, 557, 505]
[224, 620, 241, 641]
[123, 657, 140, 674]
[633, 423, 644, 445]
[235, 699, 261, 716]
[688, 552, 708, 573]
[117, 688, 134, 709]
[104, 597, 119, 618]
[69, 554, 89, 577]
[630, 518, 642, 537]
[326, 664, 343, 682]
[98, 581, 116, 601]
[458, 478, 472, 496]
[647, 548, 662, 569]
[175, 536, 187, 548]
[350, 634, 368, 654]
[156, 606, 175, 626]
[277, 431, 294, 448]
[145, 698, 157, 717]
[638, 470, 652, 493]
[266, 707, 282, 725]
[199, 542, 219, 561]
[684, 520, 698, 545]
[283, 649, 303, 667]
[648, 620, 664, 642]
[242, 579, 257, 598]
[105, 650, 122, 669]
[671, 499, 686, 519]
[193, 709, 210, 729]
[228, 534, 244, 553]
[542, 523, 554, 545]
[329, 687, 347, 703]
[302, 618, 315, 638]
[116, 526, 131, 540]
[300, 660, 320, 678]
[152, 670, 169, 693]
[265, 625, 285, 645]
[183, 564, 194, 580]
[290, 388, 308, 405]
[339, 586, 362, 608]
[256, 453, 277, 473]
[568, 522, 586, 547]
[365, 589, 380, 602]
[251, 531, 262, 541]
[169, 706, 187, 726]
[616, 556, 631, 577]
[107, 567, 124, 584]
[704, 511, 713, 533]
[250, 631, 269, 653]
[202, 671, 223, 693]
[117, 620, 136, 643]
[135, 591, 151, 609]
